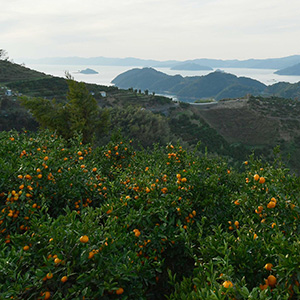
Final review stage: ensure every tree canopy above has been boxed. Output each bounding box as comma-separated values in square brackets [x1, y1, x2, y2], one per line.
[20, 77, 109, 143]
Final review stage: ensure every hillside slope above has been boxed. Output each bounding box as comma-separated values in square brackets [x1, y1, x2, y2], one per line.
[194, 96, 300, 171]
[275, 62, 300, 75]
[0, 60, 49, 83]
[2, 60, 300, 172]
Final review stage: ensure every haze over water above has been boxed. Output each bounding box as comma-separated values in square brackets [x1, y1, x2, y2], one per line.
[23, 63, 300, 87]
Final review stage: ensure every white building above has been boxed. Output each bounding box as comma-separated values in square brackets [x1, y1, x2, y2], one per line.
[5, 90, 12, 96]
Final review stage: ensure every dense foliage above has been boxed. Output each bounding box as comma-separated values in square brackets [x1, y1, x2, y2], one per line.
[0, 95, 38, 131]
[19, 79, 109, 143]
[1, 130, 300, 299]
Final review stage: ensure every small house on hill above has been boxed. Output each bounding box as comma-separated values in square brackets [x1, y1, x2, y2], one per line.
[5, 90, 12, 96]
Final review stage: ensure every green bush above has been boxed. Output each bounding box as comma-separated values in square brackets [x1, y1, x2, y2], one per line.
[1, 130, 300, 299]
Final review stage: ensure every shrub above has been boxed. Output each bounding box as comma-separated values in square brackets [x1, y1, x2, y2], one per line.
[1, 130, 300, 299]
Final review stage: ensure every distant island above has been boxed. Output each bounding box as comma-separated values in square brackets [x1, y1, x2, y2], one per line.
[274, 63, 300, 75]
[112, 67, 266, 101]
[112, 67, 300, 102]
[170, 62, 212, 71]
[79, 68, 98, 74]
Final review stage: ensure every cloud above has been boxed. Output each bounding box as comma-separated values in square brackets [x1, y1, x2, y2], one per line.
[1, 0, 300, 60]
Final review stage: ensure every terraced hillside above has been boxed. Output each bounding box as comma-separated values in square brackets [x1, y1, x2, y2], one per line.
[195, 97, 300, 146]
[2, 59, 300, 172]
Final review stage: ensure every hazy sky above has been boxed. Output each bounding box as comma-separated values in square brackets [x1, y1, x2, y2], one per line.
[1, 0, 300, 61]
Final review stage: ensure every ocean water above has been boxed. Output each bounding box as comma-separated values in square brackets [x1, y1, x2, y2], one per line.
[23, 63, 300, 86]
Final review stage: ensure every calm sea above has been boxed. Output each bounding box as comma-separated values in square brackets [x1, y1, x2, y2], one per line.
[23, 63, 300, 87]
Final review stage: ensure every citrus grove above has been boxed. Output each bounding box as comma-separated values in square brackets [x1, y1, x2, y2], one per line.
[1, 130, 300, 299]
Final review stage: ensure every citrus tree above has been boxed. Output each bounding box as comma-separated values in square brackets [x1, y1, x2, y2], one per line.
[1, 130, 300, 299]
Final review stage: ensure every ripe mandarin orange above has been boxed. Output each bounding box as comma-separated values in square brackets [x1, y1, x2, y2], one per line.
[223, 280, 233, 288]
[80, 235, 89, 243]
[254, 174, 260, 181]
[259, 177, 266, 184]
[264, 263, 273, 271]
[42, 291, 51, 299]
[268, 275, 277, 287]
[116, 287, 124, 295]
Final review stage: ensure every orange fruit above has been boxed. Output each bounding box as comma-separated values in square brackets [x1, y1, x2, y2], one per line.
[267, 275, 277, 287]
[267, 201, 276, 209]
[61, 276, 68, 283]
[223, 280, 233, 288]
[46, 273, 53, 279]
[42, 291, 51, 299]
[23, 245, 29, 251]
[116, 287, 124, 295]
[264, 263, 273, 271]
[133, 229, 141, 237]
[54, 258, 61, 264]
[254, 174, 260, 181]
[80, 235, 89, 243]
[259, 283, 268, 290]
[259, 177, 265, 184]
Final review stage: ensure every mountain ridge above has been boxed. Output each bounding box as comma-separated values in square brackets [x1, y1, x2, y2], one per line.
[19, 55, 300, 70]
[112, 67, 300, 101]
